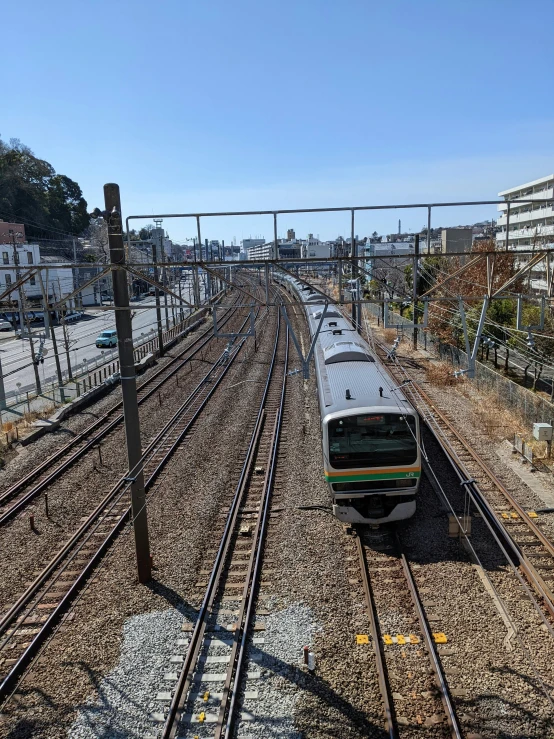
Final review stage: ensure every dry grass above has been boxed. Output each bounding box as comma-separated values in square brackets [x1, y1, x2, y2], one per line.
[0, 403, 56, 452]
[383, 329, 398, 344]
[459, 384, 526, 442]
[426, 360, 459, 387]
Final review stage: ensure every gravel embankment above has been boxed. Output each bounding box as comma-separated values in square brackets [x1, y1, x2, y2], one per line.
[6, 300, 553, 738]
[0, 311, 252, 612]
[1, 308, 280, 737]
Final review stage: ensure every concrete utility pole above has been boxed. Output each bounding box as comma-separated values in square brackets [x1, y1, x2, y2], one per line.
[104, 182, 151, 584]
[151, 239, 165, 356]
[351, 210, 358, 331]
[9, 230, 26, 334]
[160, 232, 170, 331]
[412, 233, 420, 351]
[38, 270, 64, 396]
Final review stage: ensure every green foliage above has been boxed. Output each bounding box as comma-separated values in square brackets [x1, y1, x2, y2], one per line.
[0, 137, 90, 239]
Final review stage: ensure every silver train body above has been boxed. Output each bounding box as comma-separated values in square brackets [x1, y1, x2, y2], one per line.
[275, 272, 420, 524]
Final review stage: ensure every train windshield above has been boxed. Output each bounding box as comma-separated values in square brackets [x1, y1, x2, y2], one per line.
[328, 414, 417, 469]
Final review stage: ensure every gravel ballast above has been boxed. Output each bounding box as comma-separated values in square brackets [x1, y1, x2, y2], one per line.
[69, 608, 183, 738]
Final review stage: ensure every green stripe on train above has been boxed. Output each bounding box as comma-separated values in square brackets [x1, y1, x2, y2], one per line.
[324, 471, 421, 482]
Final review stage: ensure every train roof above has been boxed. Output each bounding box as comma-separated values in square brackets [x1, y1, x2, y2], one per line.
[306, 305, 414, 416]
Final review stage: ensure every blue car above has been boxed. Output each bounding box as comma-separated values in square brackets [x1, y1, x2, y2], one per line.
[95, 329, 118, 348]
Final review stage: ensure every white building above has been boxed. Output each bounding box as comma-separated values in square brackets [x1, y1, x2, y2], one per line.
[497, 175, 554, 250]
[300, 234, 332, 259]
[0, 243, 75, 308]
[246, 242, 273, 260]
[242, 238, 266, 259]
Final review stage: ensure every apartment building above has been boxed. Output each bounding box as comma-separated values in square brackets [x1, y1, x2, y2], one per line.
[497, 175, 554, 250]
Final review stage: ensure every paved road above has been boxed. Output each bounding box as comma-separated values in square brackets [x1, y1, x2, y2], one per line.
[0, 280, 203, 399]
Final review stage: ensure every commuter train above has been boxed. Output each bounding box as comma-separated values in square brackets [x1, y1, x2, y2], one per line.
[274, 271, 420, 524]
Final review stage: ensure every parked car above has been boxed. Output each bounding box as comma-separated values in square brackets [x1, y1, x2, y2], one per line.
[64, 310, 84, 323]
[0, 320, 12, 332]
[1, 311, 35, 325]
[95, 329, 117, 348]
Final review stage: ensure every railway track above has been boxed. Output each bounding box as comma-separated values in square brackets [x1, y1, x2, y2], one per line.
[373, 340, 554, 621]
[0, 300, 267, 705]
[0, 297, 243, 526]
[157, 307, 288, 738]
[356, 526, 461, 737]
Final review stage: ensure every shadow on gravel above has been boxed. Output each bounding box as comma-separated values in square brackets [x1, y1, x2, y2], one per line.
[145, 578, 191, 615]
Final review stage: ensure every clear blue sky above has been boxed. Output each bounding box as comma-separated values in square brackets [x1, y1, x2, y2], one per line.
[3, 0, 553, 243]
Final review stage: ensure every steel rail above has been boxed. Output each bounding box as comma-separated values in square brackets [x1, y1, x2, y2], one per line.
[356, 528, 462, 737]
[396, 535, 462, 739]
[355, 531, 397, 739]
[221, 322, 288, 739]
[0, 299, 241, 525]
[161, 304, 284, 739]
[0, 295, 265, 703]
[415, 380, 554, 562]
[372, 338, 554, 620]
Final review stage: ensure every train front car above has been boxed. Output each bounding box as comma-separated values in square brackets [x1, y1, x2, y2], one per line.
[323, 404, 420, 524]
[307, 302, 420, 525]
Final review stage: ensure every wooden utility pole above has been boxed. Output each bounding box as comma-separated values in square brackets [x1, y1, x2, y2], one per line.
[104, 182, 151, 584]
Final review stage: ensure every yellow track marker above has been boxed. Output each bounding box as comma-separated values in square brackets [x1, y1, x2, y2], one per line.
[397, 634, 406, 645]
[356, 634, 369, 644]
[528, 511, 538, 518]
[409, 634, 420, 644]
[432, 632, 448, 644]
[383, 634, 393, 645]
[198, 712, 206, 723]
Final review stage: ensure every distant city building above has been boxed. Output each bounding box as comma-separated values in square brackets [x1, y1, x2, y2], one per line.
[497, 175, 554, 250]
[246, 242, 272, 260]
[301, 234, 330, 259]
[241, 238, 266, 257]
[440, 228, 472, 255]
[286, 228, 296, 241]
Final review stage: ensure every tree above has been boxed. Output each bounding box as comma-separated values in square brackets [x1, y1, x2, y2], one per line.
[0, 136, 90, 239]
[47, 174, 89, 234]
